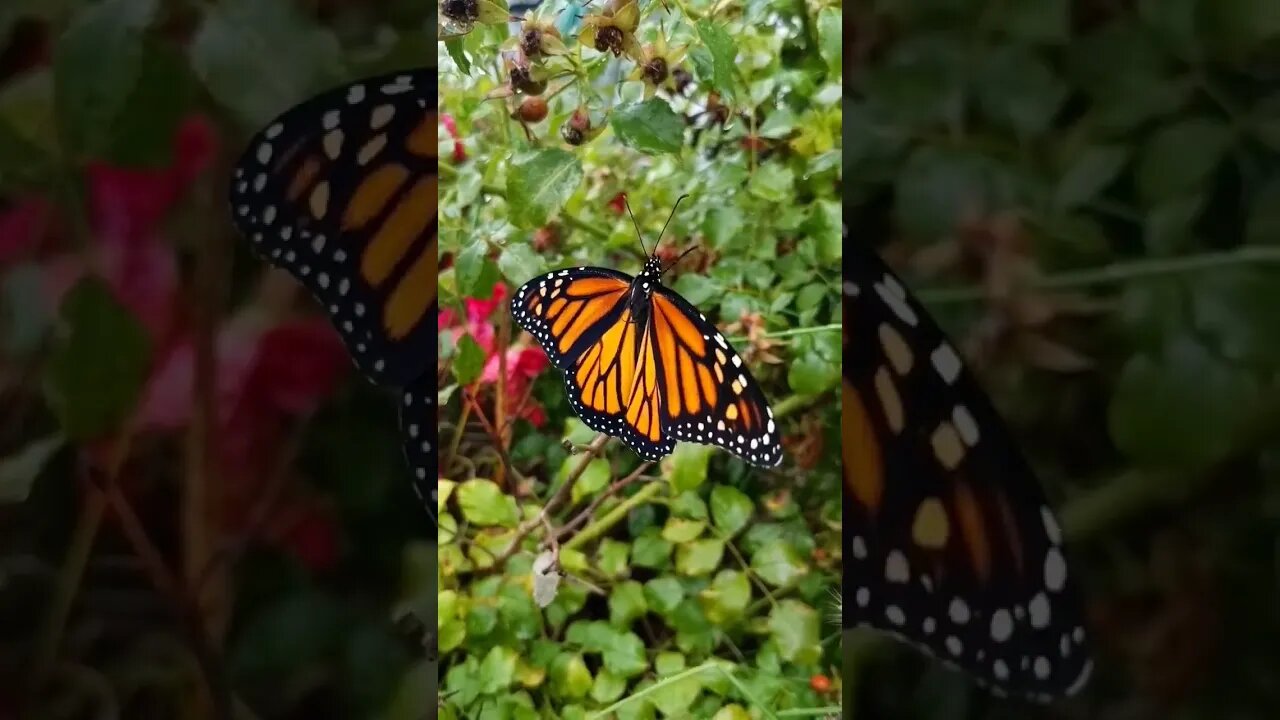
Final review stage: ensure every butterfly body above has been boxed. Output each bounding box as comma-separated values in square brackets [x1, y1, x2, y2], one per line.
[512, 252, 782, 468]
[844, 244, 1092, 702]
[228, 69, 438, 519]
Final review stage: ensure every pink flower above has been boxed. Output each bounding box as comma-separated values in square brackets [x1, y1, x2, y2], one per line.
[441, 113, 466, 163]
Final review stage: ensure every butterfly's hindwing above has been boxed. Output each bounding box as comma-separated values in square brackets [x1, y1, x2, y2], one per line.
[844, 245, 1092, 701]
[399, 373, 438, 523]
[229, 68, 438, 388]
[512, 262, 782, 467]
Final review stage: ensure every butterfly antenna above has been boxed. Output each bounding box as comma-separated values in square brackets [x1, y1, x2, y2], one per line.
[661, 245, 699, 276]
[622, 193, 649, 257]
[655, 194, 690, 250]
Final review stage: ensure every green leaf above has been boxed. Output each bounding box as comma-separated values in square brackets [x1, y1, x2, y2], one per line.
[597, 538, 630, 578]
[767, 600, 820, 664]
[1201, 0, 1280, 59]
[44, 278, 150, 440]
[751, 542, 809, 587]
[0, 434, 64, 504]
[456, 478, 520, 527]
[631, 532, 672, 569]
[549, 652, 592, 700]
[104, 41, 192, 167]
[498, 242, 543, 287]
[559, 456, 609, 503]
[609, 99, 684, 155]
[702, 206, 745, 250]
[710, 486, 753, 537]
[453, 333, 485, 385]
[643, 576, 685, 614]
[817, 8, 842, 67]
[0, 70, 59, 191]
[190, 0, 343, 129]
[672, 274, 718, 306]
[694, 20, 737, 99]
[591, 669, 628, 705]
[700, 569, 751, 624]
[54, 0, 157, 157]
[662, 517, 706, 543]
[676, 538, 725, 576]
[747, 164, 794, 203]
[802, 199, 842, 263]
[609, 580, 648, 627]
[668, 443, 711, 492]
[479, 646, 518, 694]
[788, 350, 839, 395]
[506, 149, 583, 227]
[655, 651, 686, 676]
[1053, 145, 1129, 211]
[1108, 337, 1258, 469]
[649, 670, 704, 717]
[1135, 118, 1232, 204]
[444, 37, 471, 75]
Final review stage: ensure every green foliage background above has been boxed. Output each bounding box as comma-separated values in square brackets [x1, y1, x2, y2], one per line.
[437, 0, 843, 718]
[849, 1, 1280, 718]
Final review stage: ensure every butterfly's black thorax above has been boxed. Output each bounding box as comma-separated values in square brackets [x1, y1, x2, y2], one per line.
[624, 257, 664, 321]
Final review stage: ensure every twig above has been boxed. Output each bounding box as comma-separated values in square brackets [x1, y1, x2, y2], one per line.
[488, 433, 612, 567]
[917, 245, 1280, 305]
[552, 462, 653, 543]
[461, 388, 528, 486]
[564, 481, 664, 552]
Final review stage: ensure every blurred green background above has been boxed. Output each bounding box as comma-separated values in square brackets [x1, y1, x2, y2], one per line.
[848, 0, 1280, 719]
[0, 1, 436, 718]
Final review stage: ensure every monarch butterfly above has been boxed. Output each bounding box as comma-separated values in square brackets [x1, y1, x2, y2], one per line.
[844, 243, 1093, 702]
[228, 68, 438, 520]
[511, 196, 782, 467]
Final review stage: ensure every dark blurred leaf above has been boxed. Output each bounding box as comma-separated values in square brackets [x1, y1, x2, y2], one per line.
[1138, 0, 1199, 59]
[974, 46, 1066, 135]
[1200, 0, 1280, 60]
[0, 434, 64, 504]
[893, 146, 995, 240]
[998, 0, 1069, 43]
[0, 72, 58, 190]
[862, 35, 966, 131]
[694, 19, 737, 99]
[101, 40, 192, 167]
[190, 0, 344, 128]
[1191, 269, 1280, 369]
[453, 333, 485, 385]
[1246, 173, 1280, 245]
[610, 99, 684, 155]
[2, 263, 53, 356]
[1053, 145, 1129, 211]
[44, 278, 150, 440]
[231, 590, 346, 684]
[506, 148, 583, 227]
[54, 0, 157, 157]
[1135, 118, 1232, 204]
[1108, 337, 1258, 469]
[1144, 194, 1203, 254]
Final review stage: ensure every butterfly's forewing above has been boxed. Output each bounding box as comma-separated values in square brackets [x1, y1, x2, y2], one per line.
[844, 244, 1092, 701]
[511, 262, 782, 467]
[229, 69, 437, 388]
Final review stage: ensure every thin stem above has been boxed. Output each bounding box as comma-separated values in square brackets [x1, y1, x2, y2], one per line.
[564, 480, 663, 552]
[917, 246, 1280, 305]
[726, 322, 840, 344]
[552, 463, 653, 542]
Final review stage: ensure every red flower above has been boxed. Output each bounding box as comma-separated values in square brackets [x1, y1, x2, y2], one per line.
[441, 113, 466, 163]
[608, 192, 626, 215]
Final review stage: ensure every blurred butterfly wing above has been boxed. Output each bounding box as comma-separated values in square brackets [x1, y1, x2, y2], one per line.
[650, 285, 782, 467]
[399, 373, 437, 523]
[229, 68, 437, 388]
[843, 244, 1092, 701]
